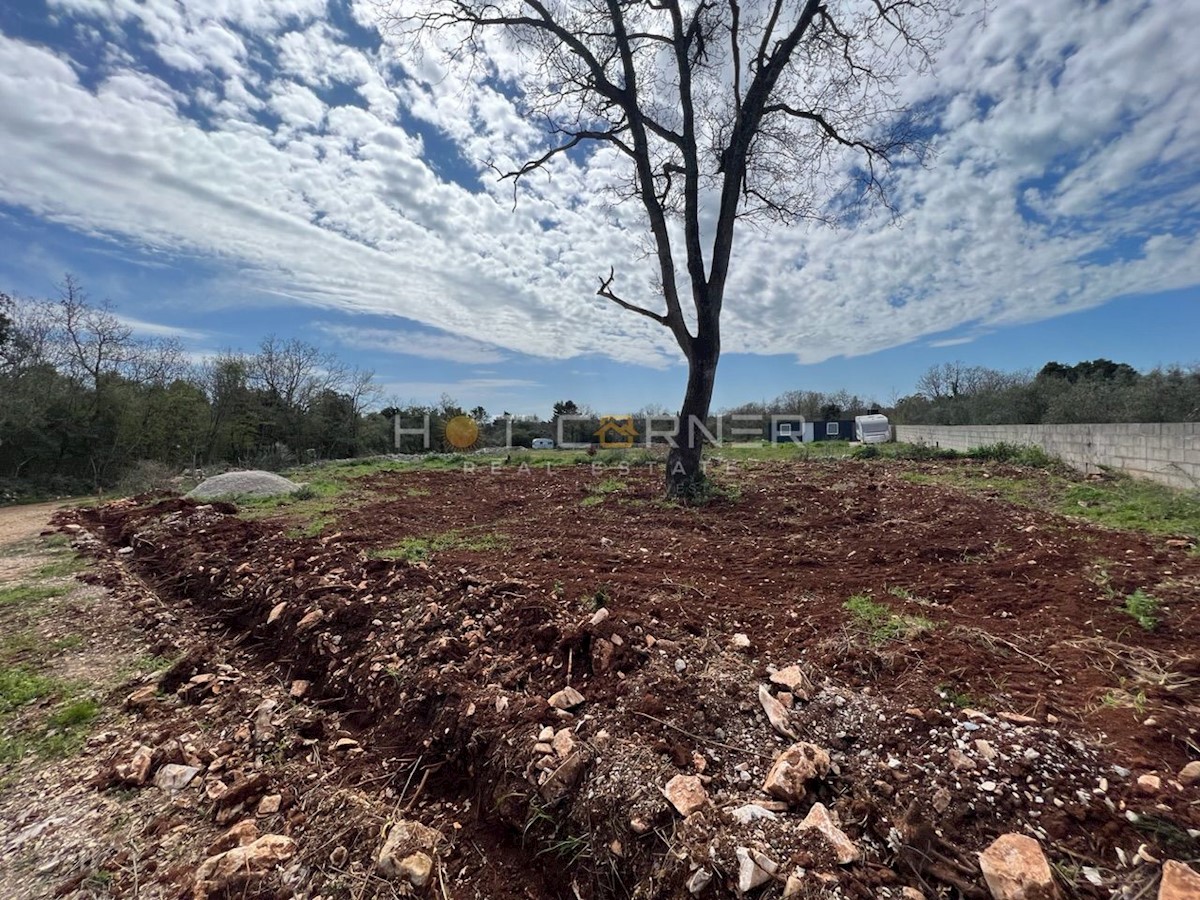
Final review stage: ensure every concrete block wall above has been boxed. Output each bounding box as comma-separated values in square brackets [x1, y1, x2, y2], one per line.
[894, 423, 1200, 491]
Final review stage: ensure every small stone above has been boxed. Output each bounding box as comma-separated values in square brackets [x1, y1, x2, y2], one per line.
[763, 742, 831, 802]
[589, 607, 610, 626]
[551, 728, 577, 759]
[539, 751, 590, 804]
[730, 804, 778, 825]
[777, 692, 794, 709]
[663, 774, 708, 817]
[125, 685, 158, 708]
[267, 602, 287, 624]
[398, 852, 433, 888]
[332, 738, 360, 752]
[902, 889, 925, 900]
[592, 638, 615, 674]
[736, 847, 778, 893]
[783, 875, 805, 899]
[252, 699, 277, 742]
[932, 787, 952, 813]
[548, 686, 585, 710]
[769, 665, 811, 699]
[296, 609, 323, 631]
[978, 833, 1058, 900]
[193, 834, 297, 899]
[289, 680, 310, 698]
[800, 802, 859, 864]
[117, 744, 155, 785]
[758, 685, 797, 739]
[949, 748, 977, 771]
[975, 739, 997, 761]
[731, 633, 751, 649]
[330, 846, 348, 867]
[1137, 774, 1162, 795]
[1179, 761, 1200, 786]
[998, 712, 1038, 726]
[537, 726, 555, 742]
[685, 868, 712, 895]
[675, 658, 687, 673]
[205, 819, 258, 856]
[256, 794, 281, 816]
[980, 780, 997, 793]
[1159, 861, 1200, 900]
[377, 820, 442, 881]
[155, 763, 200, 794]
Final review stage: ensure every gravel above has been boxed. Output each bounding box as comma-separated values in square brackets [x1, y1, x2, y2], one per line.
[187, 471, 304, 499]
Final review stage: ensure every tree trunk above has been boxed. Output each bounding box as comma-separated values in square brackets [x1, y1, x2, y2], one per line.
[666, 333, 720, 498]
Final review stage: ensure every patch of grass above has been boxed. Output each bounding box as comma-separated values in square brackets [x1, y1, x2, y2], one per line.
[1065, 478, 1200, 538]
[1121, 589, 1161, 631]
[843, 594, 935, 645]
[0, 584, 67, 608]
[371, 529, 507, 562]
[966, 442, 1060, 467]
[0, 667, 61, 714]
[937, 684, 977, 709]
[48, 698, 100, 730]
[580, 494, 605, 507]
[593, 478, 627, 494]
[285, 515, 334, 539]
[35, 554, 87, 578]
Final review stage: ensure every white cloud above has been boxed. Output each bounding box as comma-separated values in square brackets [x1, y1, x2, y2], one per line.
[2, 0, 1198, 372]
[115, 314, 209, 341]
[319, 323, 509, 364]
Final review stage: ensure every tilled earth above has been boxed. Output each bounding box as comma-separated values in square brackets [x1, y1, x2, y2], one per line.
[13, 458, 1199, 899]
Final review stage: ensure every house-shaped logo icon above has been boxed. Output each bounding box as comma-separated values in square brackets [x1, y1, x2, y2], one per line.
[594, 415, 639, 449]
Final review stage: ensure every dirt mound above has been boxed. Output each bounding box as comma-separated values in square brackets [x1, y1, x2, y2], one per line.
[52, 461, 1200, 899]
[187, 470, 303, 499]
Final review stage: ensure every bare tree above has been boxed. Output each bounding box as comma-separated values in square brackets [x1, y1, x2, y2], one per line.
[382, 0, 951, 495]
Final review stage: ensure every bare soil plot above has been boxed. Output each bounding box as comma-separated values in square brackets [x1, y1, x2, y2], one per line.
[23, 458, 1200, 899]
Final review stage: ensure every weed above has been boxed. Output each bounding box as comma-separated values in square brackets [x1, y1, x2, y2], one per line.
[371, 529, 507, 561]
[593, 478, 626, 494]
[580, 494, 605, 507]
[1121, 590, 1160, 631]
[967, 442, 1059, 467]
[48, 698, 100, 730]
[0, 667, 60, 714]
[592, 586, 610, 609]
[34, 555, 86, 579]
[1065, 478, 1200, 537]
[0, 584, 67, 607]
[937, 684, 976, 709]
[843, 594, 935, 644]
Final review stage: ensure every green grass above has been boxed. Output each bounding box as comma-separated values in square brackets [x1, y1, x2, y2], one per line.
[34, 554, 86, 579]
[937, 684, 978, 709]
[844, 594, 935, 645]
[1121, 589, 1161, 631]
[0, 668, 60, 714]
[371, 529, 508, 562]
[580, 495, 605, 507]
[1065, 479, 1200, 537]
[0, 584, 66, 608]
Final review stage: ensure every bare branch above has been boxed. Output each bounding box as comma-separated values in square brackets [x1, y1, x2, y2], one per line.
[596, 268, 668, 326]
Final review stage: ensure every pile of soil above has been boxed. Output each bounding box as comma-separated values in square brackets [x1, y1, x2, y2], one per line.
[44, 459, 1200, 899]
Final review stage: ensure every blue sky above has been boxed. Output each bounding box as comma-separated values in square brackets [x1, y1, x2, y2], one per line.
[1, 0, 1197, 418]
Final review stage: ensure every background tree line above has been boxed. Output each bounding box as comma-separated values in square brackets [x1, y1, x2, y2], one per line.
[893, 359, 1200, 426]
[3, 278, 1197, 500]
[0, 278, 389, 498]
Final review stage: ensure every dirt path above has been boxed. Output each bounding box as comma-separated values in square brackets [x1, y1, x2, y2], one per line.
[0, 501, 76, 581]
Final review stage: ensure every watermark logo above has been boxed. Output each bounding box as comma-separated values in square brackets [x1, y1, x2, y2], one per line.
[443, 415, 480, 450]
[594, 415, 638, 449]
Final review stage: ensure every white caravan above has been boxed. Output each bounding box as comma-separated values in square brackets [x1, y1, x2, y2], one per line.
[854, 414, 891, 444]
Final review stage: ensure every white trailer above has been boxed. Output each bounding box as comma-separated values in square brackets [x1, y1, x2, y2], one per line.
[854, 414, 891, 444]
[531, 438, 555, 450]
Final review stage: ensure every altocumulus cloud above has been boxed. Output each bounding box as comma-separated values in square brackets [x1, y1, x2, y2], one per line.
[0, 0, 1196, 367]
